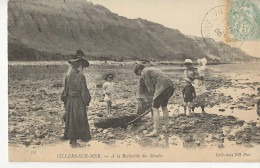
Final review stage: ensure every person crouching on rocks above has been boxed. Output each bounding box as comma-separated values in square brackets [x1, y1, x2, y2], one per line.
[183, 77, 196, 116]
[102, 72, 115, 114]
[61, 49, 91, 147]
[134, 64, 174, 137]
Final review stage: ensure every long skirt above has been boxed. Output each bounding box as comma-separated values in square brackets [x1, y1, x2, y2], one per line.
[64, 96, 91, 141]
[192, 93, 206, 107]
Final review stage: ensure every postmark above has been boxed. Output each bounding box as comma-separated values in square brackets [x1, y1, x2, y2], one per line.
[201, 5, 244, 49]
[228, 0, 260, 41]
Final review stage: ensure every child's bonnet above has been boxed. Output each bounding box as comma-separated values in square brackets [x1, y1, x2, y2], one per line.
[197, 58, 207, 77]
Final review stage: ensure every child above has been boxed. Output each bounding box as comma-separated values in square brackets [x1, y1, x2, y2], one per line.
[102, 72, 115, 114]
[183, 77, 196, 116]
[191, 58, 207, 113]
[197, 57, 207, 81]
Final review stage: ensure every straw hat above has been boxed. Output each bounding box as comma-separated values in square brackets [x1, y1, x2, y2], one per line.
[184, 59, 193, 64]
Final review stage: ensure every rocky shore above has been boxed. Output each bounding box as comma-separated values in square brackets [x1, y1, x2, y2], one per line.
[8, 62, 260, 148]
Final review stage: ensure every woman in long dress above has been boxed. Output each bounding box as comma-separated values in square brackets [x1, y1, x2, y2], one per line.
[61, 49, 91, 146]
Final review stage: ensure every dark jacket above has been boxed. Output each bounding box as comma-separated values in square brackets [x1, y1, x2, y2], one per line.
[61, 69, 91, 140]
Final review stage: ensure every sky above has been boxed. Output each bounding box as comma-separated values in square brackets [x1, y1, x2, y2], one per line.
[88, 0, 260, 58]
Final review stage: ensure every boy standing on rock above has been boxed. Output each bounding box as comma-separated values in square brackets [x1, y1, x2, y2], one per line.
[134, 64, 174, 137]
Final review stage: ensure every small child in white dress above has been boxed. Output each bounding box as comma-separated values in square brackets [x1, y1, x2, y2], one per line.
[102, 72, 115, 114]
[192, 58, 207, 113]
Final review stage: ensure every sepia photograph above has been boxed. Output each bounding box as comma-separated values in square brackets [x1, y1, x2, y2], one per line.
[6, 0, 260, 162]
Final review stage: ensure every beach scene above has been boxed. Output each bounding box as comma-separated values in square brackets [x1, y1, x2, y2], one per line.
[8, 62, 260, 150]
[7, 0, 260, 162]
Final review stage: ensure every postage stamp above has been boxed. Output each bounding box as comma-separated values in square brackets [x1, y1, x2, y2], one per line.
[227, 0, 260, 41]
[201, 5, 244, 49]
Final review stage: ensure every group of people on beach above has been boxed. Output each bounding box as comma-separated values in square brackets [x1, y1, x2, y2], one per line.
[61, 49, 208, 146]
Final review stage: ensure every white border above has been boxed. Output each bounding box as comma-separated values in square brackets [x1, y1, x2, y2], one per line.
[1, 0, 259, 167]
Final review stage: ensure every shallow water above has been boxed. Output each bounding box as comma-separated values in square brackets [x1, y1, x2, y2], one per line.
[209, 63, 260, 83]
[208, 63, 260, 121]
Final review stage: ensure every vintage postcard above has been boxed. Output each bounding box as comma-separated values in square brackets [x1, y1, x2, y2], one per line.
[8, 0, 260, 162]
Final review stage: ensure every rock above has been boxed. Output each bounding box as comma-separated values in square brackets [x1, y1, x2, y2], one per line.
[243, 126, 252, 132]
[17, 118, 25, 122]
[25, 129, 30, 134]
[236, 120, 245, 127]
[227, 115, 236, 120]
[103, 129, 109, 134]
[107, 128, 114, 131]
[38, 133, 46, 139]
[250, 94, 255, 97]
[97, 114, 103, 117]
[222, 126, 232, 135]
[143, 130, 149, 134]
[180, 126, 194, 133]
[219, 138, 224, 143]
[183, 135, 192, 142]
[35, 141, 41, 145]
[127, 124, 134, 131]
[194, 141, 200, 146]
[242, 136, 251, 142]
[39, 89, 45, 93]
[205, 135, 213, 142]
[228, 135, 236, 141]
[217, 144, 224, 148]
[52, 83, 63, 87]
[9, 127, 16, 133]
[236, 140, 242, 144]
[248, 122, 256, 127]
[219, 109, 225, 112]
[9, 105, 15, 109]
[23, 141, 31, 147]
[252, 134, 260, 143]
[97, 128, 103, 132]
[31, 107, 43, 111]
[107, 133, 116, 139]
[212, 117, 220, 124]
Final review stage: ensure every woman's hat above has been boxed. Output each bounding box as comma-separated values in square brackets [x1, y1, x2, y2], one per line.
[184, 59, 193, 65]
[102, 71, 115, 80]
[197, 57, 207, 66]
[68, 49, 89, 67]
